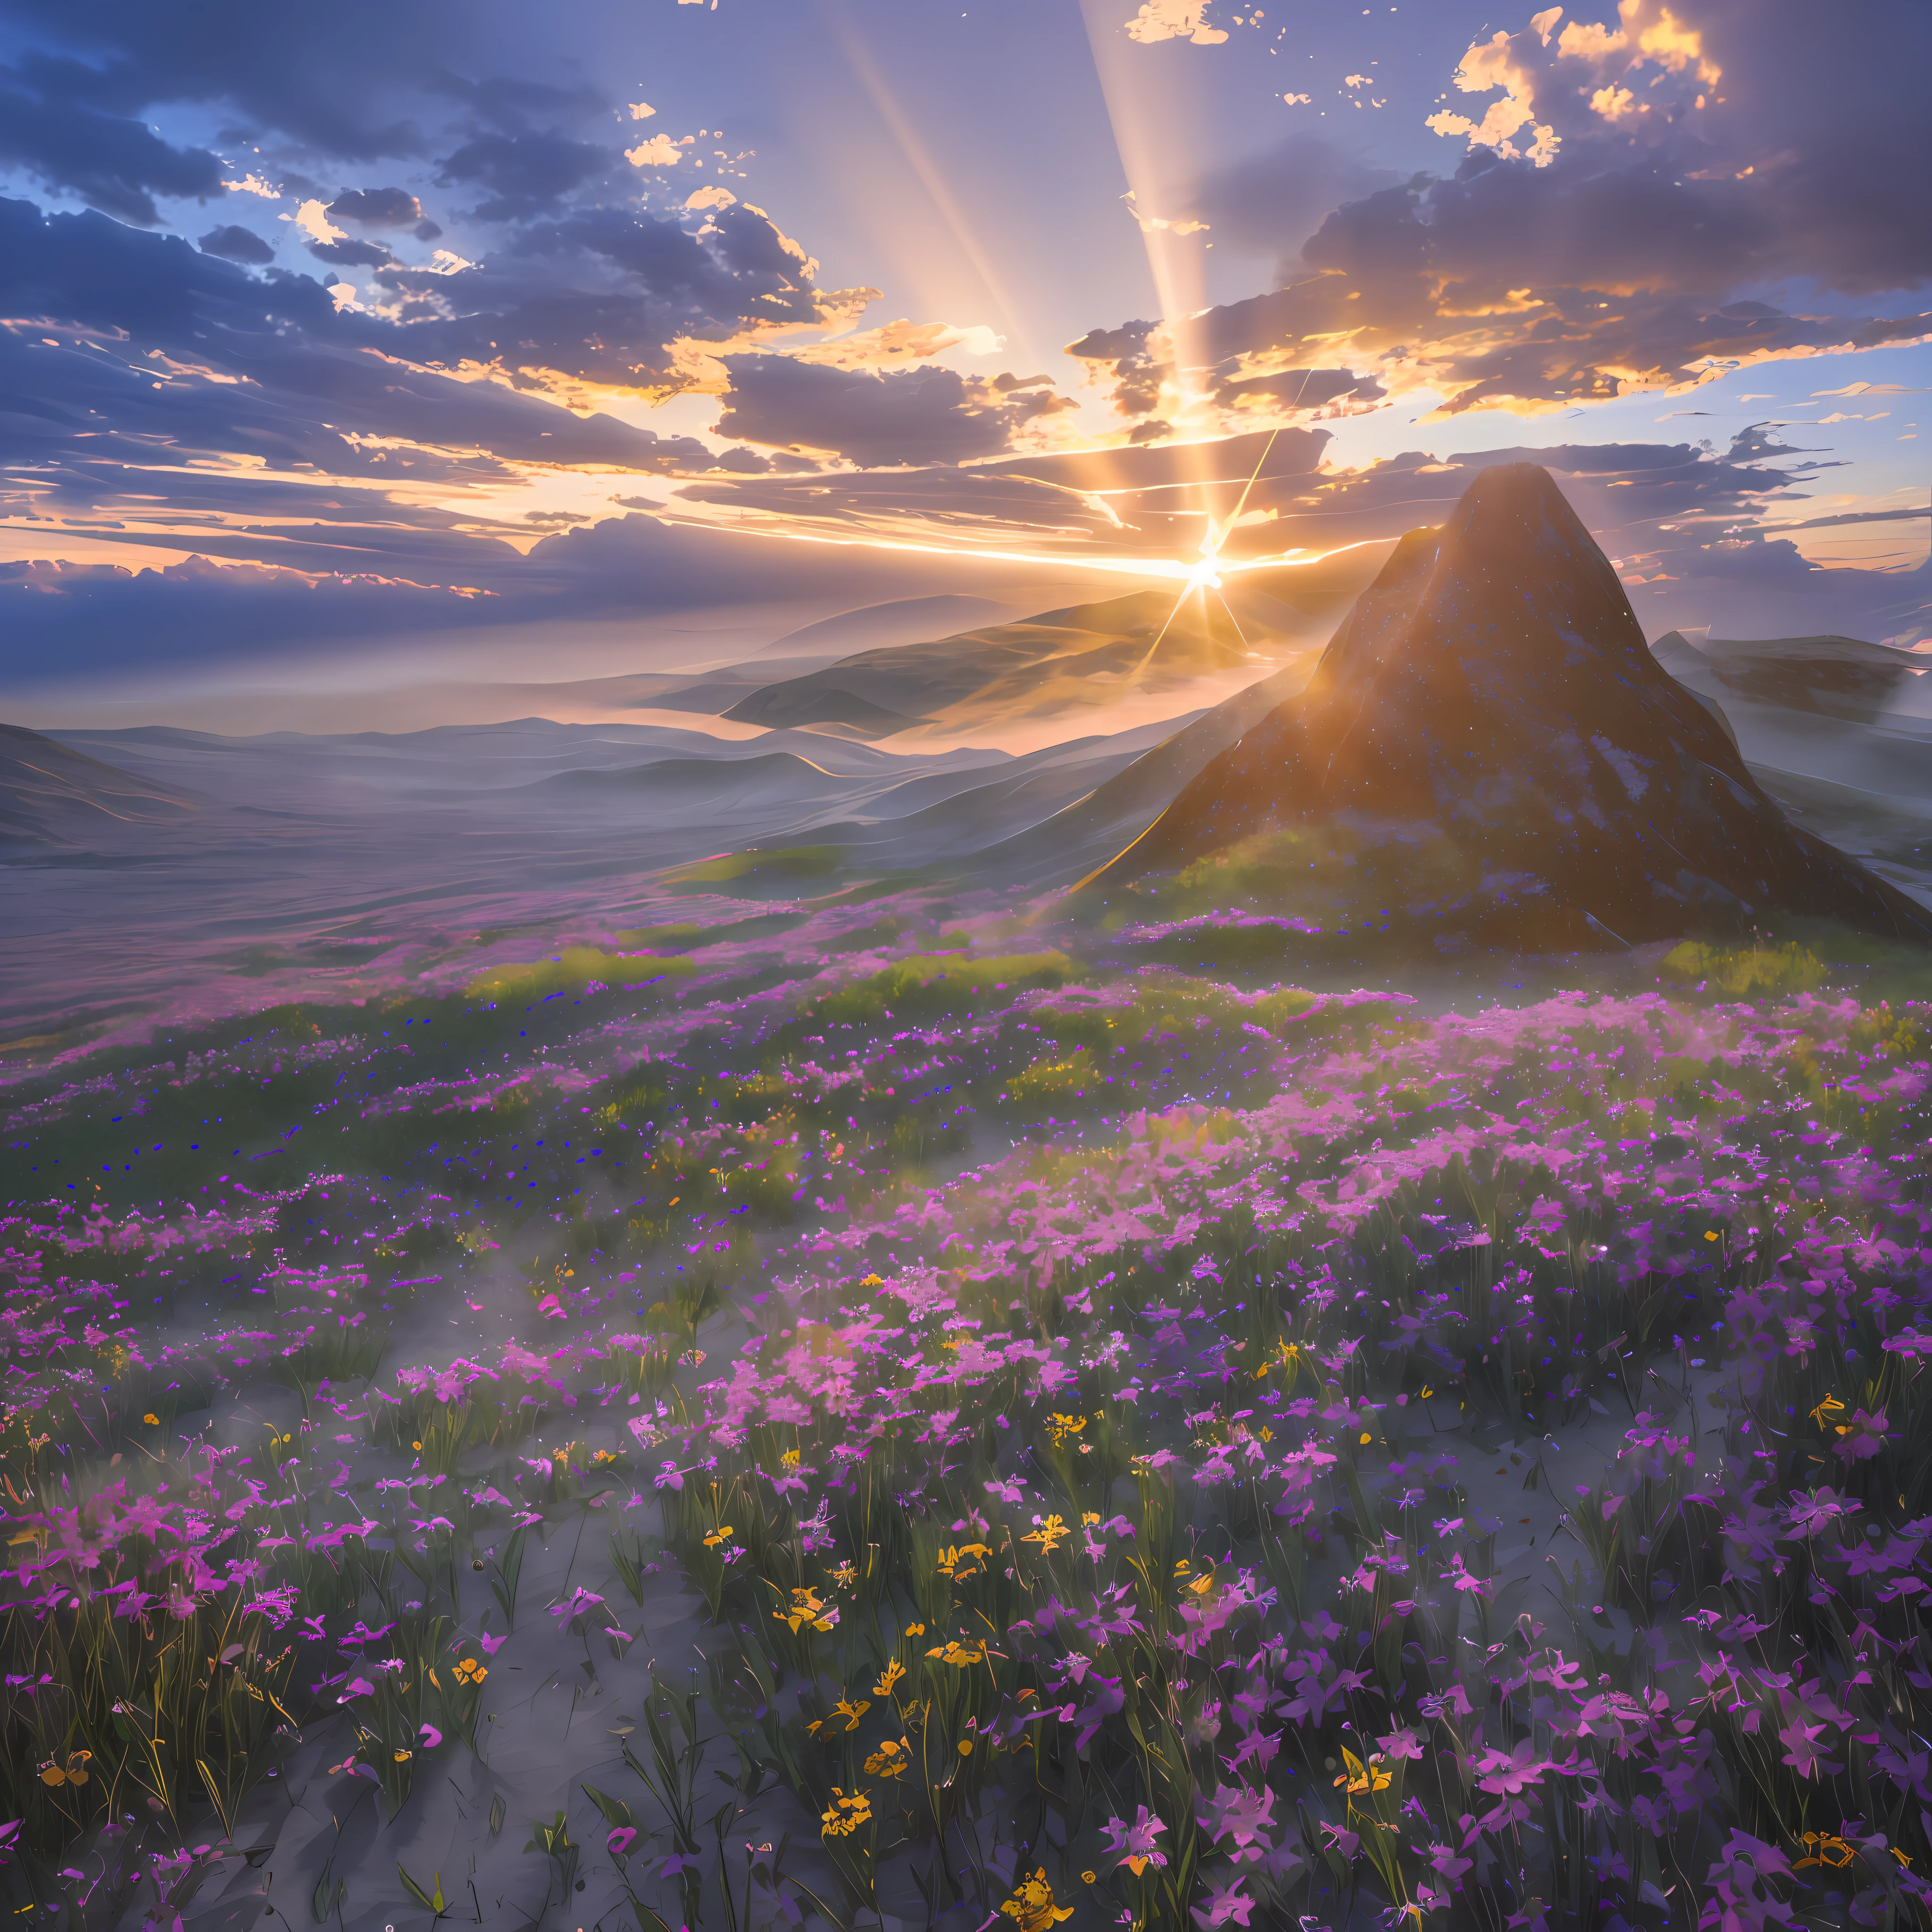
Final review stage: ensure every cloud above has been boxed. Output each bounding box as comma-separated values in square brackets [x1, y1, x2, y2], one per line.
[672, 425, 1333, 553]
[1079, 0, 1932, 431]
[0, 197, 721, 492]
[712, 356, 1078, 466]
[0, 510, 1004, 682]
[0, 0, 445, 160]
[788, 319, 1004, 373]
[1124, 0, 1228, 45]
[306, 236, 396, 268]
[1184, 134, 1401, 266]
[436, 129, 615, 221]
[288, 199, 345, 245]
[197, 223, 274, 264]
[327, 187, 423, 228]
[0, 82, 225, 225]
[625, 136, 685, 169]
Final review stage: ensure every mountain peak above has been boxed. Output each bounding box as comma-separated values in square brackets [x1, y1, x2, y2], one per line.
[1083, 464, 1932, 949]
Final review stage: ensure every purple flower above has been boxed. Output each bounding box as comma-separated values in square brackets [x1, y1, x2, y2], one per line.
[1198, 1784, 1275, 1860]
[1101, 1805, 1168, 1875]
[1474, 1740, 1549, 1797]
[1191, 1881, 1254, 1928]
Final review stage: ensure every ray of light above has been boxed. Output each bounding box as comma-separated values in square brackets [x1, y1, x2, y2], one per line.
[651, 510, 1387, 584]
[1130, 427, 1281, 677]
[821, 0, 1045, 373]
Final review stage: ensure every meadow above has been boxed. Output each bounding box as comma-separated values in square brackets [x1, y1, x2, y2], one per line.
[3, 890, 1931, 1932]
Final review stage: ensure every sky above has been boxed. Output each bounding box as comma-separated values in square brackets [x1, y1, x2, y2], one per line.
[0, 0, 1926, 720]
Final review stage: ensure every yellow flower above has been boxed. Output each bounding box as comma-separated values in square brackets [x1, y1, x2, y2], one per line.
[1809, 1394, 1847, 1428]
[452, 1657, 489, 1684]
[1021, 1515, 1069, 1552]
[702, 1524, 734, 1548]
[780, 1449, 801, 1469]
[1187, 1572, 1215, 1597]
[1081, 1872, 1097, 1885]
[1334, 1748, 1392, 1796]
[1081, 1512, 1101, 1526]
[1359, 1432, 1372, 1445]
[904, 1621, 926, 1636]
[1045, 1414, 1087, 1447]
[999, 1868, 1073, 1932]
[833, 1697, 871, 1732]
[864, 1738, 911, 1779]
[924, 1640, 987, 1666]
[832, 1560, 858, 1590]
[874, 1659, 907, 1698]
[773, 1586, 835, 1634]
[1794, 1832, 1855, 1871]
[937, 1541, 990, 1579]
[820, 1788, 872, 1839]
[142, 1414, 160, 1426]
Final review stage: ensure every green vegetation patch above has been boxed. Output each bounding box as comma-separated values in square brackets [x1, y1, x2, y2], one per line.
[465, 949, 695, 1003]
[1660, 939, 1828, 996]
[666, 844, 844, 886]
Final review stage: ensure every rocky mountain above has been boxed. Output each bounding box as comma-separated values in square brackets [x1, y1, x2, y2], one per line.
[1078, 465, 1932, 949]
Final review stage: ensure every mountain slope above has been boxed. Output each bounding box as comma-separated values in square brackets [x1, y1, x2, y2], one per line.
[722, 580, 1344, 745]
[0, 722, 201, 852]
[1083, 465, 1932, 948]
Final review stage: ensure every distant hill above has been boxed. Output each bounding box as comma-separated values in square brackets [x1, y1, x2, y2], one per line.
[1653, 631, 1926, 725]
[722, 577, 1353, 743]
[1652, 630, 1932, 809]
[0, 722, 200, 852]
[1077, 466, 1932, 950]
[968, 657, 1322, 885]
[758, 593, 1022, 659]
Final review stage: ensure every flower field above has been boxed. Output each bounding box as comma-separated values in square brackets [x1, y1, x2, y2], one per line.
[3, 898, 1932, 1932]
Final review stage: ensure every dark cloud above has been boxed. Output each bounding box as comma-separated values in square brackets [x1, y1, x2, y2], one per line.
[0, 511, 997, 680]
[0, 198, 716, 494]
[0, 0, 448, 159]
[0, 82, 224, 224]
[1185, 132, 1401, 266]
[1067, 0, 1932, 425]
[1215, 367, 1385, 411]
[435, 129, 613, 223]
[327, 187, 423, 229]
[307, 237, 395, 269]
[674, 426, 1331, 554]
[325, 200, 877, 395]
[713, 356, 1078, 467]
[197, 223, 273, 265]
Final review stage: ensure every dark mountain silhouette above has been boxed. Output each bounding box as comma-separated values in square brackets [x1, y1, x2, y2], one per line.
[1080, 465, 1932, 949]
[0, 722, 200, 852]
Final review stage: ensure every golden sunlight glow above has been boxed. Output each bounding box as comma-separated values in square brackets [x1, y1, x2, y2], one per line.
[652, 513, 1384, 585]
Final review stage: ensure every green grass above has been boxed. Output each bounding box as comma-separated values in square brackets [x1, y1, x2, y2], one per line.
[665, 845, 845, 885]
[465, 949, 695, 1002]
